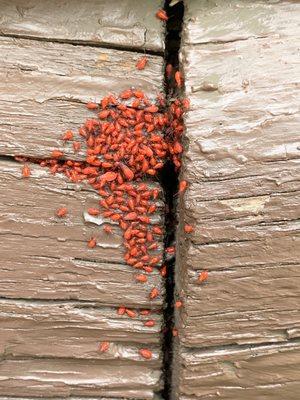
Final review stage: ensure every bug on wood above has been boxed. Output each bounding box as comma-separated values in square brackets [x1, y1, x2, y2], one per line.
[198, 270, 208, 283]
[179, 180, 188, 193]
[184, 224, 194, 233]
[139, 348, 152, 359]
[175, 71, 182, 87]
[144, 319, 155, 327]
[135, 274, 148, 283]
[156, 9, 168, 21]
[87, 237, 97, 248]
[103, 225, 113, 234]
[56, 207, 67, 218]
[62, 130, 73, 141]
[136, 56, 148, 70]
[150, 287, 159, 300]
[98, 341, 109, 352]
[21, 164, 31, 178]
[175, 300, 182, 309]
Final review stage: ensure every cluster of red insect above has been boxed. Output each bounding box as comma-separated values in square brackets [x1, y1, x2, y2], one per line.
[20, 88, 188, 358]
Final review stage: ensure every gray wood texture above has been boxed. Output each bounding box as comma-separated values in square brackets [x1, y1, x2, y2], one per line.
[0, 0, 164, 52]
[0, 2, 165, 397]
[0, 36, 164, 159]
[173, 0, 300, 398]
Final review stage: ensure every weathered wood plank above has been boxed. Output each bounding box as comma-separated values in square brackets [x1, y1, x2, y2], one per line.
[0, 160, 164, 305]
[174, 342, 300, 400]
[0, 36, 164, 159]
[175, 263, 300, 347]
[0, 0, 164, 52]
[183, 0, 300, 45]
[174, 1, 300, 398]
[182, 189, 300, 245]
[0, 358, 162, 398]
[0, 299, 162, 360]
[181, 39, 300, 182]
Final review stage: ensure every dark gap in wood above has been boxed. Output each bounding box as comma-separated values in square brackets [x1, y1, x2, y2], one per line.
[0, 33, 163, 56]
[160, 1, 184, 399]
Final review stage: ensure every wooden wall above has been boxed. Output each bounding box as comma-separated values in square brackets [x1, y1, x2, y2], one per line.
[173, 1, 300, 399]
[0, 1, 166, 399]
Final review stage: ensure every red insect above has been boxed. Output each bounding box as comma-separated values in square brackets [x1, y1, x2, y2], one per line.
[175, 300, 182, 309]
[175, 71, 182, 87]
[73, 141, 81, 152]
[156, 9, 168, 21]
[136, 56, 148, 70]
[160, 265, 167, 277]
[62, 130, 73, 141]
[198, 270, 209, 283]
[51, 150, 64, 158]
[149, 287, 159, 300]
[139, 348, 152, 359]
[88, 208, 100, 216]
[56, 207, 67, 218]
[144, 320, 155, 327]
[179, 180, 188, 193]
[86, 102, 98, 110]
[172, 328, 178, 337]
[98, 341, 110, 352]
[135, 274, 148, 283]
[184, 224, 194, 233]
[103, 225, 113, 234]
[126, 309, 136, 318]
[22, 164, 31, 178]
[87, 237, 97, 248]
[117, 306, 126, 315]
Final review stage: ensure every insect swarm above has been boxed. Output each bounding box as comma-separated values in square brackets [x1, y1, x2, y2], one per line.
[15, 88, 188, 364]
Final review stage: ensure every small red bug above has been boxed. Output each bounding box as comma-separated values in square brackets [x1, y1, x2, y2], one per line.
[87, 237, 97, 248]
[160, 265, 167, 277]
[135, 274, 148, 283]
[179, 180, 188, 193]
[172, 328, 178, 337]
[73, 141, 81, 152]
[156, 9, 168, 21]
[136, 56, 148, 70]
[144, 320, 155, 327]
[22, 164, 31, 178]
[175, 71, 182, 87]
[56, 207, 67, 218]
[103, 225, 113, 234]
[51, 150, 64, 158]
[175, 300, 182, 309]
[198, 270, 209, 283]
[118, 306, 126, 315]
[184, 224, 194, 233]
[86, 102, 98, 110]
[150, 287, 159, 300]
[88, 208, 100, 216]
[62, 130, 73, 141]
[126, 309, 136, 318]
[98, 341, 109, 352]
[139, 348, 152, 359]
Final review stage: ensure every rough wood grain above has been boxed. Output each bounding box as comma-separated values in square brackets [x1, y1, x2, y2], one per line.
[183, 0, 300, 45]
[0, 36, 164, 159]
[175, 262, 300, 346]
[0, 0, 164, 52]
[0, 159, 164, 306]
[0, 358, 162, 398]
[174, 1, 300, 398]
[174, 341, 300, 400]
[0, 299, 162, 360]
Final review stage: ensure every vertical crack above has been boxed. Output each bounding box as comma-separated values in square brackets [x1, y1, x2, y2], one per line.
[160, 1, 184, 399]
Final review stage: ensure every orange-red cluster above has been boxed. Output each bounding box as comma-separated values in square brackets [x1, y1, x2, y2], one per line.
[18, 89, 188, 361]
